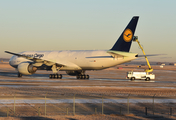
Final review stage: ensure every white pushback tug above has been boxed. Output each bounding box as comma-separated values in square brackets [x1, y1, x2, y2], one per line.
[126, 36, 155, 81]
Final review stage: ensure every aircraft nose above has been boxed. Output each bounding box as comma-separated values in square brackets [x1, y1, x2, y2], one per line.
[9, 56, 17, 67]
[9, 58, 13, 66]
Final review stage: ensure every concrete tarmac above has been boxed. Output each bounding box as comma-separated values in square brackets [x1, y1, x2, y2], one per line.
[0, 63, 176, 97]
[0, 63, 176, 119]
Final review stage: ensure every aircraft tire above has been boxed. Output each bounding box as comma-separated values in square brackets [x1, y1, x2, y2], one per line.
[76, 75, 89, 79]
[49, 74, 62, 79]
[55, 74, 58, 78]
[49, 74, 52, 79]
[59, 74, 62, 79]
[55, 74, 59, 79]
[86, 75, 89, 79]
[52, 74, 55, 78]
[82, 75, 85, 79]
[18, 73, 22, 77]
[80, 75, 83, 79]
[76, 75, 80, 79]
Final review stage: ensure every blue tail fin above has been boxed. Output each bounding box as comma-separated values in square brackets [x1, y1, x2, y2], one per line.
[110, 16, 139, 52]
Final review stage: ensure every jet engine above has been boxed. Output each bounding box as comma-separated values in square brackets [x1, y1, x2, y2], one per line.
[17, 62, 37, 75]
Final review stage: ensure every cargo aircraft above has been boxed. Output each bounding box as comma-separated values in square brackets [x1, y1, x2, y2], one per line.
[5, 16, 139, 79]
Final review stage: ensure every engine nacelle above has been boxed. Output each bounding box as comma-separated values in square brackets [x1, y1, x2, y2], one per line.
[17, 62, 37, 75]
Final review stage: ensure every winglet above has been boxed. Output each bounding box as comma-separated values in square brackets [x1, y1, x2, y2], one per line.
[110, 16, 139, 52]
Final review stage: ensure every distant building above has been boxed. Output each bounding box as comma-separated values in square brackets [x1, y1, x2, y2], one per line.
[169, 63, 174, 65]
[157, 62, 162, 65]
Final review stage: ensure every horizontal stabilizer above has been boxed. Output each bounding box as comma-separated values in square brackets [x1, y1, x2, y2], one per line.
[136, 54, 166, 57]
[86, 56, 113, 58]
[107, 50, 137, 58]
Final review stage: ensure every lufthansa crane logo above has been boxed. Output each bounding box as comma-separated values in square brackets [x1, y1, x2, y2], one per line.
[123, 29, 133, 42]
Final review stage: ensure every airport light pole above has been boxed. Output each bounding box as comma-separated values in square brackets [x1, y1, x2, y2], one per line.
[45, 92, 48, 116]
[153, 94, 156, 115]
[73, 94, 76, 116]
[14, 93, 16, 116]
[127, 94, 130, 114]
[102, 95, 104, 115]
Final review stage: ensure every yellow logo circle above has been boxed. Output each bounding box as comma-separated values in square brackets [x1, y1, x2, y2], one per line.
[123, 29, 133, 42]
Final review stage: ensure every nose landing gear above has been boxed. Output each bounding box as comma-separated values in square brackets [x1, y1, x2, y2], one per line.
[18, 73, 22, 77]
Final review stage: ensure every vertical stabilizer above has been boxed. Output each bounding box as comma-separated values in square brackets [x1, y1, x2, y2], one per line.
[110, 16, 139, 52]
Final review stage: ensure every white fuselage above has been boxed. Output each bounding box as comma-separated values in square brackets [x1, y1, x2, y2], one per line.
[9, 50, 137, 71]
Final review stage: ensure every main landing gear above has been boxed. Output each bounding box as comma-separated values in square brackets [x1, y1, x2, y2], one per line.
[49, 74, 62, 79]
[76, 74, 89, 79]
[50, 64, 62, 79]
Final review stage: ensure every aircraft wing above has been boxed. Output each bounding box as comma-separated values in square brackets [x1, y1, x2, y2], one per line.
[5, 51, 66, 67]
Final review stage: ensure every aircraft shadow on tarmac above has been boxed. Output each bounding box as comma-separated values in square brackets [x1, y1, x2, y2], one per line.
[0, 71, 153, 82]
[0, 71, 49, 78]
[0, 71, 18, 77]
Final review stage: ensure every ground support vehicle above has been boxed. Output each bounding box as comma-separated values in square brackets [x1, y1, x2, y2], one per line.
[126, 71, 155, 81]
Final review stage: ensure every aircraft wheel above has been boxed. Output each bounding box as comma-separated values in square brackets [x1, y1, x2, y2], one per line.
[49, 74, 52, 79]
[55, 74, 58, 78]
[18, 73, 22, 77]
[76, 75, 89, 79]
[82, 75, 86, 79]
[52, 74, 55, 78]
[49, 74, 62, 79]
[59, 74, 62, 79]
[77, 75, 80, 79]
[54, 74, 56, 78]
[86, 75, 89, 79]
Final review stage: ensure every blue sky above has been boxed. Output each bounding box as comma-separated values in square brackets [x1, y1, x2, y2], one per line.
[1, 0, 176, 62]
